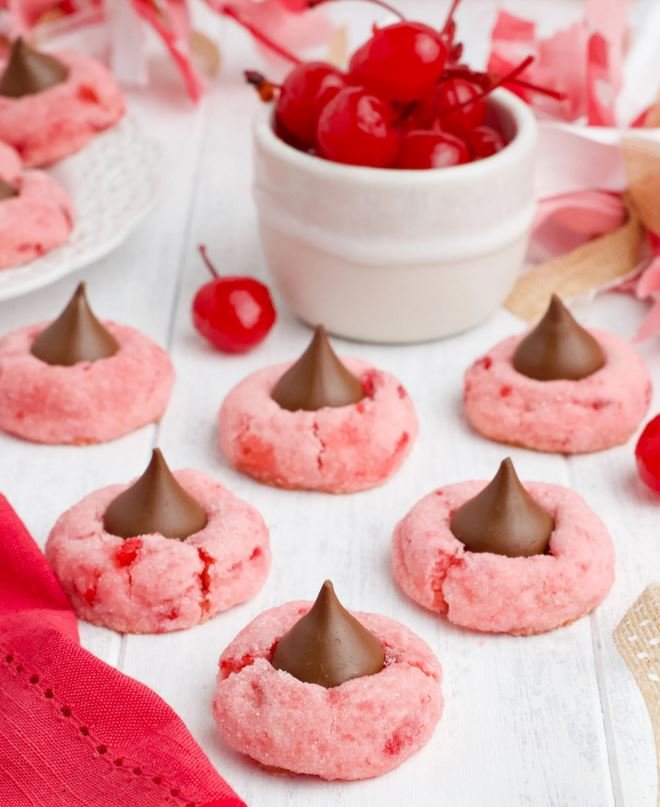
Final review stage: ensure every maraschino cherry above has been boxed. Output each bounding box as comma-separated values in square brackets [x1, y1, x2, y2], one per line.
[316, 87, 399, 167]
[397, 130, 469, 169]
[433, 78, 486, 136]
[635, 415, 660, 494]
[275, 61, 346, 146]
[467, 125, 506, 159]
[348, 21, 448, 104]
[192, 246, 276, 353]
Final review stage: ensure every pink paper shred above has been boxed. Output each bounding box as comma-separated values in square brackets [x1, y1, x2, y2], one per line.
[488, 1, 627, 125]
[207, 1, 333, 59]
[1, 0, 333, 99]
[130, 0, 203, 101]
[632, 235, 660, 340]
[531, 190, 626, 261]
[586, 0, 627, 107]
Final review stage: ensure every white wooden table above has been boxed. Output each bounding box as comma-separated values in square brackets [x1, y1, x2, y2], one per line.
[1, 2, 658, 804]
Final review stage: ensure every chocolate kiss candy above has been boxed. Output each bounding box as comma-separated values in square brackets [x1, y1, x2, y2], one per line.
[0, 38, 69, 98]
[450, 458, 554, 557]
[0, 179, 17, 201]
[271, 325, 364, 411]
[30, 283, 119, 367]
[271, 580, 385, 688]
[103, 449, 208, 540]
[513, 294, 605, 381]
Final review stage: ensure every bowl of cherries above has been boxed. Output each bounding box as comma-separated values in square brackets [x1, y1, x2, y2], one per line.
[248, 2, 542, 343]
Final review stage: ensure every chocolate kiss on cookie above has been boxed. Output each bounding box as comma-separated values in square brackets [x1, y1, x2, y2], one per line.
[0, 179, 17, 201]
[104, 449, 208, 540]
[271, 326, 364, 411]
[513, 295, 605, 381]
[31, 283, 119, 367]
[450, 458, 554, 557]
[0, 38, 69, 99]
[271, 580, 385, 688]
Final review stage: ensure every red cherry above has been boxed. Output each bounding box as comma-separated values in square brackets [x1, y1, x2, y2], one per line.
[467, 125, 506, 159]
[114, 538, 142, 569]
[192, 246, 276, 353]
[316, 87, 399, 168]
[275, 61, 346, 147]
[433, 78, 486, 136]
[397, 130, 470, 169]
[348, 22, 448, 103]
[635, 415, 660, 493]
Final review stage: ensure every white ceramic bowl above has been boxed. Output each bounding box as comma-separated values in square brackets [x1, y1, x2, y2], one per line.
[253, 89, 538, 343]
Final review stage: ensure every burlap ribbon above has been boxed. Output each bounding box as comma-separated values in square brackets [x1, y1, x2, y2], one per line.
[614, 585, 660, 807]
[507, 134, 660, 320]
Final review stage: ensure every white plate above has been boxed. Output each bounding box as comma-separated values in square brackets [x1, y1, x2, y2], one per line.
[0, 115, 160, 301]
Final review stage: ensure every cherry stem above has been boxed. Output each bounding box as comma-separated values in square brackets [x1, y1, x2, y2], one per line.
[505, 76, 566, 102]
[220, 5, 302, 64]
[443, 62, 566, 103]
[199, 245, 219, 279]
[307, 0, 405, 21]
[244, 70, 280, 102]
[438, 56, 538, 118]
[441, 0, 462, 36]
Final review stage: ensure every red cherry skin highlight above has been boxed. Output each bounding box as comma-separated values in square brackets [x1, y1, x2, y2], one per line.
[397, 130, 470, 169]
[348, 22, 448, 103]
[192, 276, 276, 353]
[434, 77, 486, 136]
[316, 87, 399, 167]
[275, 61, 346, 146]
[468, 125, 506, 159]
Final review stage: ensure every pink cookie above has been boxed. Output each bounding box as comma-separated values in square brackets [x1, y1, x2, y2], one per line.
[0, 321, 173, 444]
[0, 167, 74, 269]
[464, 329, 651, 453]
[46, 469, 270, 633]
[0, 51, 125, 167]
[219, 359, 417, 493]
[213, 602, 442, 780]
[392, 481, 615, 635]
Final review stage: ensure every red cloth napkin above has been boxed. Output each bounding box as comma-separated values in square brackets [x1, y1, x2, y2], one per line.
[0, 494, 246, 807]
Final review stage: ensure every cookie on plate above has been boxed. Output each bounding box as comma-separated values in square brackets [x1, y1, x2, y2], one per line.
[0, 283, 173, 444]
[0, 38, 124, 167]
[0, 139, 74, 269]
[46, 449, 271, 633]
[219, 326, 418, 493]
[213, 580, 442, 780]
[463, 295, 651, 453]
[392, 458, 615, 635]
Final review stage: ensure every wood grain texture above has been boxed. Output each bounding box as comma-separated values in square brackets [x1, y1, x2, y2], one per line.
[0, 1, 657, 805]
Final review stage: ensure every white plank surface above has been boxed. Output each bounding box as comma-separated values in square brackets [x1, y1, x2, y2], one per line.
[1, 1, 658, 805]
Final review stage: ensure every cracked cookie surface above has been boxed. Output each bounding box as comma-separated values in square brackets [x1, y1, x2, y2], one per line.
[392, 480, 615, 635]
[45, 470, 270, 633]
[218, 358, 417, 493]
[213, 601, 442, 780]
[464, 329, 651, 454]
